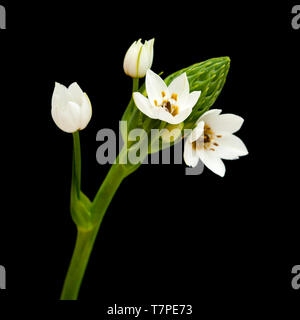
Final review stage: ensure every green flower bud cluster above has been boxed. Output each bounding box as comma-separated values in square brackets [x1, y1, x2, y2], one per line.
[121, 57, 230, 158]
[164, 57, 231, 129]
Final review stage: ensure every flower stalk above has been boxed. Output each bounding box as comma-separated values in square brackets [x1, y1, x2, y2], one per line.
[72, 131, 81, 198]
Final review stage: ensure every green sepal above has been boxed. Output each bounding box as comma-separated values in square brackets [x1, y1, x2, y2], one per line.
[70, 191, 94, 230]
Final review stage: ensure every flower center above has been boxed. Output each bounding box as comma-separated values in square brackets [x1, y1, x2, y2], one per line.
[203, 124, 214, 147]
[154, 91, 179, 116]
[193, 123, 222, 151]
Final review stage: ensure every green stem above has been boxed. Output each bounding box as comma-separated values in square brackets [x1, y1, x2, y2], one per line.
[72, 131, 81, 198]
[60, 226, 98, 300]
[91, 152, 128, 220]
[60, 161, 127, 300]
[132, 78, 139, 93]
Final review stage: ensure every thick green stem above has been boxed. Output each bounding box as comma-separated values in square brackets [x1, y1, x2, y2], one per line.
[60, 226, 98, 300]
[60, 162, 127, 300]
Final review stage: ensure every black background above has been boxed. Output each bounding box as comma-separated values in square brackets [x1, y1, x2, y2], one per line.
[0, 0, 298, 314]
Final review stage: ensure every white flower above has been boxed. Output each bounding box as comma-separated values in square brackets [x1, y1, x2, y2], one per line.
[123, 38, 154, 78]
[51, 82, 92, 133]
[184, 109, 248, 177]
[133, 70, 201, 125]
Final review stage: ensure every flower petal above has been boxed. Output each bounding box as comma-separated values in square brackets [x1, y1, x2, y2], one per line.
[188, 121, 204, 142]
[138, 39, 154, 77]
[184, 140, 199, 167]
[154, 106, 193, 124]
[172, 107, 194, 124]
[133, 92, 155, 119]
[168, 72, 189, 100]
[68, 82, 84, 105]
[147, 38, 155, 68]
[215, 133, 248, 159]
[180, 90, 201, 111]
[146, 69, 169, 106]
[153, 107, 176, 123]
[79, 93, 92, 130]
[53, 101, 81, 133]
[123, 39, 142, 77]
[52, 82, 68, 110]
[209, 113, 244, 134]
[198, 149, 226, 177]
[197, 109, 222, 124]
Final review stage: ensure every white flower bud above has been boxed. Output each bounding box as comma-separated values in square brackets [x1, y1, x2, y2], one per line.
[123, 38, 154, 78]
[51, 82, 92, 133]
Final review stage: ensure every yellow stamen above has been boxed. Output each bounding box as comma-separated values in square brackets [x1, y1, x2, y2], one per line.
[171, 106, 179, 116]
[171, 93, 178, 101]
[192, 141, 197, 150]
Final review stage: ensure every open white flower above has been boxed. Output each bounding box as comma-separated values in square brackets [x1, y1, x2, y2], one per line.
[51, 82, 92, 133]
[184, 109, 248, 177]
[123, 38, 154, 78]
[133, 70, 201, 125]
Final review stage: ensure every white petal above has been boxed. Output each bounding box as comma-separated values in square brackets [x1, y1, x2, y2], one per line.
[68, 82, 84, 105]
[138, 39, 154, 77]
[133, 92, 155, 118]
[168, 72, 189, 100]
[197, 109, 222, 124]
[138, 49, 151, 76]
[209, 113, 244, 134]
[180, 90, 201, 111]
[153, 108, 176, 123]
[79, 93, 92, 130]
[52, 82, 68, 110]
[123, 39, 142, 78]
[53, 101, 81, 133]
[147, 38, 154, 68]
[172, 107, 194, 124]
[123, 39, 142, 77]
[146, 69, 169, 106]
[198, 149, 226, 177]
[184, 140, 199, 167]
[215, 133, 248, 159]
[154, 106, 192, 124]
[51, 82, 68, 131]
[188, 121, 204, 142]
